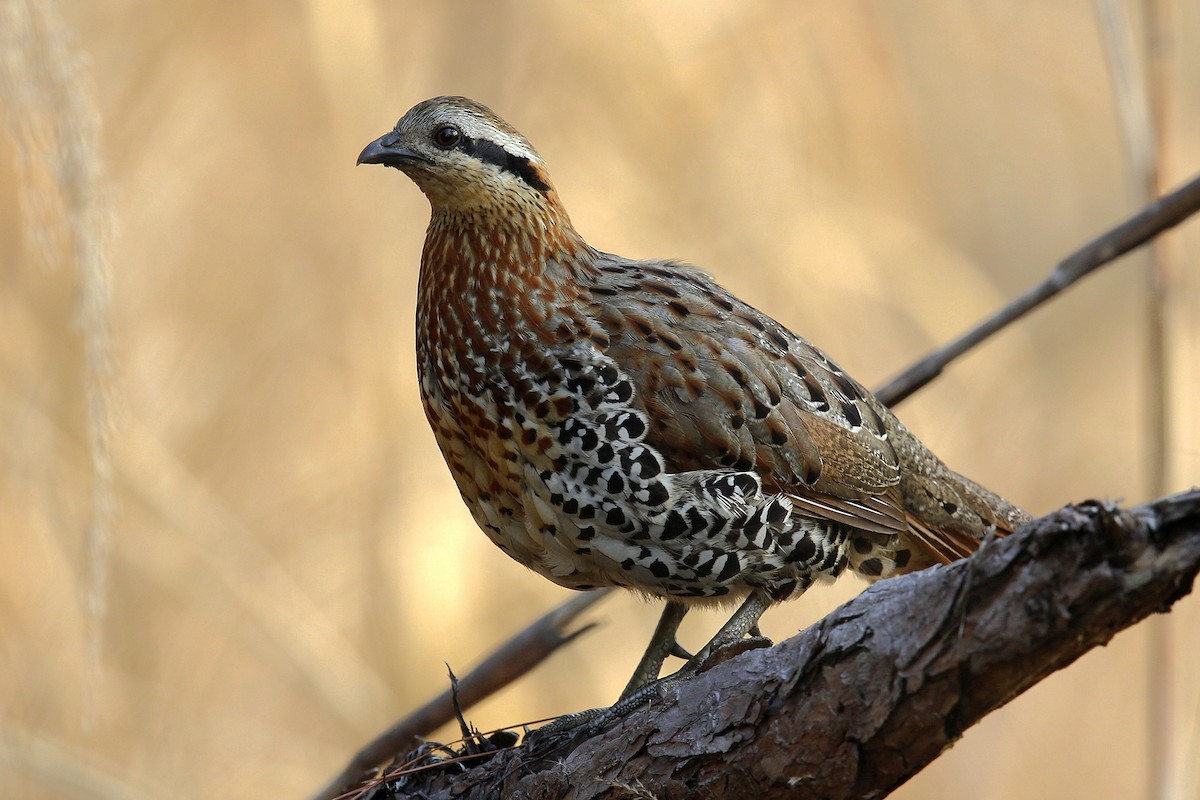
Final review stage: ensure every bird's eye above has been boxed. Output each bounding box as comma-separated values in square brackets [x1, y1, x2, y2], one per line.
[432, 125, 461, 149]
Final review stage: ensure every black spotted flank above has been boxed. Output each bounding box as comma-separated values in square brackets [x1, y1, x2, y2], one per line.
[640, 481, 670, 506]
[715, 554, 741, 582]
[858, 557, 883, 577]
[662, 511, 688, 539]
[601, 412, 647, 441]
[604, 379, 634, 404]
[565, 374, 597, 395]
[458, 134, 551, 192]
[730, 473, 758, 495]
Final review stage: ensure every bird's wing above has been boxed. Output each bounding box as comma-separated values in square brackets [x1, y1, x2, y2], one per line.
[588, 258, 910, 537]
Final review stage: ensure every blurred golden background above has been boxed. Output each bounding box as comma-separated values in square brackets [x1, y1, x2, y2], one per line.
[2, 1, 1198, 797]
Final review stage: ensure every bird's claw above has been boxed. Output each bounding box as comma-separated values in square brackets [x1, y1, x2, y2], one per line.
[668, 639, 693, 660]
[694, 634, 773, 673]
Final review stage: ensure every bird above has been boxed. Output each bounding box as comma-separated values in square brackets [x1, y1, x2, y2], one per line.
[357, 96, 1031, 700]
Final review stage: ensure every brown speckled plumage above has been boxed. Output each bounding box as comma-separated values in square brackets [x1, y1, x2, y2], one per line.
[359, 96, 1030, 687]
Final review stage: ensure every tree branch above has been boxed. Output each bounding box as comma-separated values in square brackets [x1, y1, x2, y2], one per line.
[362, 491, 1200, 799]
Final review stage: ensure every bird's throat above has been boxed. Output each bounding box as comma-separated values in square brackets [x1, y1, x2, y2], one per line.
[419, 205, 592, 317]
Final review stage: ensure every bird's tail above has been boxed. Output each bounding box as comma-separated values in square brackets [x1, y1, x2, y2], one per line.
[889, 424, 1032, 564]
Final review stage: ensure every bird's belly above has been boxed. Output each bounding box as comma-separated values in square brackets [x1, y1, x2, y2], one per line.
[417, 367, 593, 584]
[421, 416, 616, 592]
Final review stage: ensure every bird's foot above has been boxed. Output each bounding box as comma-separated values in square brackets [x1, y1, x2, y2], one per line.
[694, 634, 772, 672]
[528, 633, 773, 749]
[526, 672, 679, 751]
[528, 705, 610, 739]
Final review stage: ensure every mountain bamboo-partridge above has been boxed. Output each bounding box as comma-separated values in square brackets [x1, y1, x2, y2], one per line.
[358, 96, 1030, 698]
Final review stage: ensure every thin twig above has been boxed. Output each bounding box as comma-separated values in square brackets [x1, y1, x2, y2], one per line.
[874, 172, 1200, 407]
[311, 589, 610, 800]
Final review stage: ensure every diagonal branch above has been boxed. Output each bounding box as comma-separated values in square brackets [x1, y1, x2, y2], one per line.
[875, 172, 1200, 407]
[368, 490, 1200, 799]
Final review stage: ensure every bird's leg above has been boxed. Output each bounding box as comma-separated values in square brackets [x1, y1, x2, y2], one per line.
[620, 601, 689, 699]
[676, 590, 772, 679]
[566, 591, 773, 733]
[530, 592, 774, 742]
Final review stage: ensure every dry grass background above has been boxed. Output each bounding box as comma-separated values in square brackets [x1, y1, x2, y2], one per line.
[2, 1, 1199, 798]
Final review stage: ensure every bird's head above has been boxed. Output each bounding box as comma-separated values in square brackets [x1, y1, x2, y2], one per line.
[358, 96, 559, 219]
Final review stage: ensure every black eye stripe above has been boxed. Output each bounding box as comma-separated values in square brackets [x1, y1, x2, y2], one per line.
[456, 134, 551, 193]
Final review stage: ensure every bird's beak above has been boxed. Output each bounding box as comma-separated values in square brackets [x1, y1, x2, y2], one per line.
[356, 132, 430, 167]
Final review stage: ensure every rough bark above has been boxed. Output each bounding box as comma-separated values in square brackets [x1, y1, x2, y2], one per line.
[360, 491, 1199, 799]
